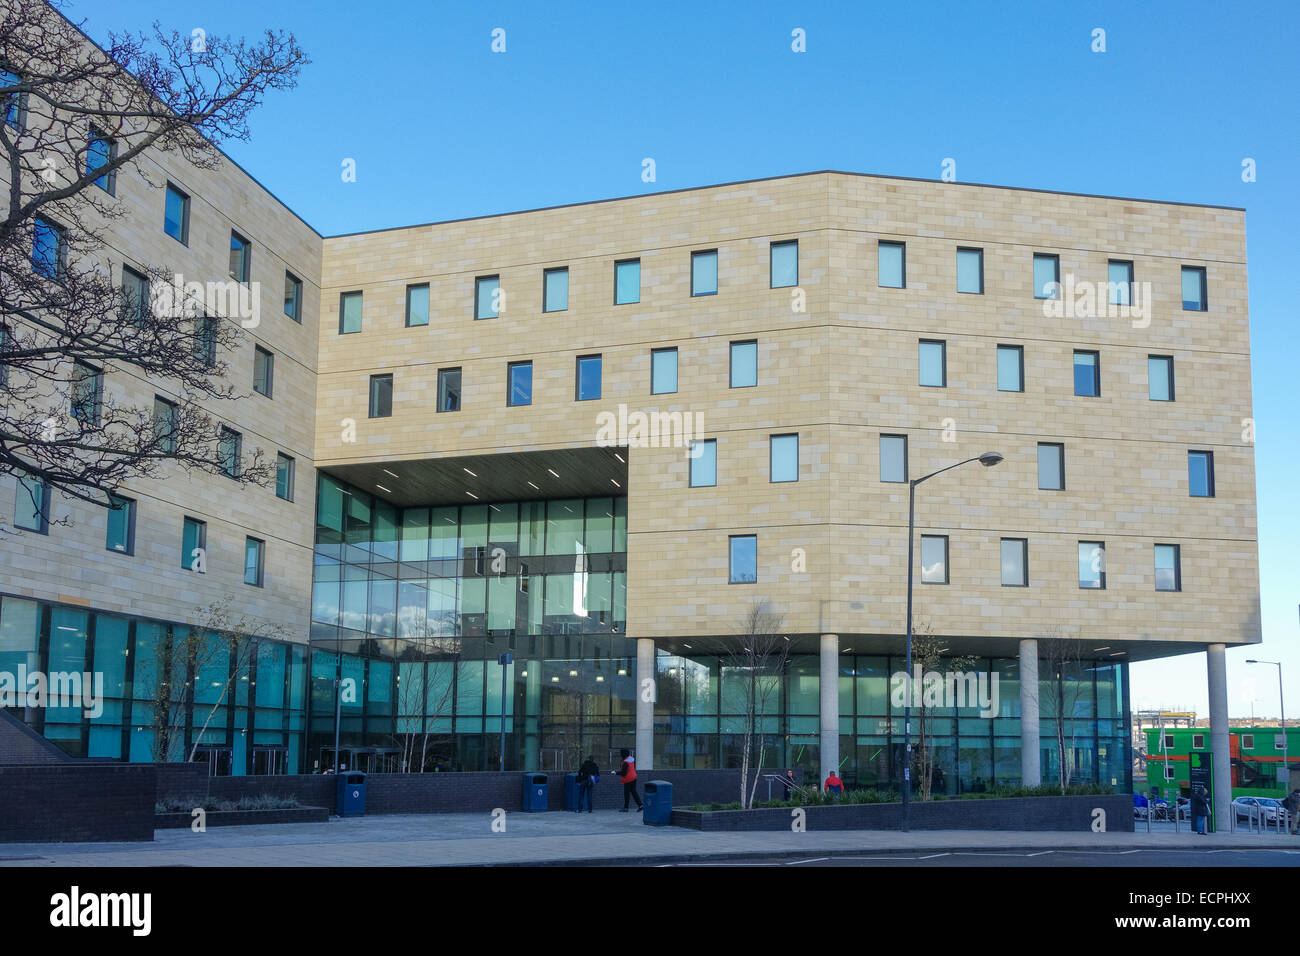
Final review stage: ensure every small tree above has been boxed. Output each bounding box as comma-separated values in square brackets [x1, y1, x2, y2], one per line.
[721, 599, 788, 809]
[1039, 626, 1089, 794]
[391, 635, 458, 773]
[907, 617, 975, 801]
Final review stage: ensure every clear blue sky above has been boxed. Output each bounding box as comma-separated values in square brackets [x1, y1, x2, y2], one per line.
[77, 0, 1299, 718]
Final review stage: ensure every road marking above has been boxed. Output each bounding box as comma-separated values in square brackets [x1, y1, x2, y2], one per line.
[917, 852, 951, 859]
[785, 857, 829, 865]
[1026, 851, 1054, 857]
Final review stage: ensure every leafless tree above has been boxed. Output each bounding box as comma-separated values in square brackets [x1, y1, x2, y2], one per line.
[392, 635, 458, 773]
[907, 617, 976, 801]
[722, 599, 788, 809]
[1039, 625, 1089, 794]
[1, 0, 307, 517]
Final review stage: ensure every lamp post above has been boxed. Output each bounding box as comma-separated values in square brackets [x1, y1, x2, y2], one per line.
[902, 451, 1003, 832]
[1246, 659, 1286, 791]
[498, 652, 512, 772]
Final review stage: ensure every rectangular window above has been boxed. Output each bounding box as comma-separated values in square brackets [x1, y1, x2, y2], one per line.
[1164, 764, 1176, 781]
[689, 439, 717, 487]
[1242, 735, 1255, 750]
[651, 347, 678, 394]
[284, 272, 302, 322]
[368, 373, 393, 418]
[2, 67, 26, 130]
[87, 128, 117, 195]
[996, 345, 1023, 392]
[1078, 541, 1106, 589]
[544, 268, 568, 312]
[614, 259, 640, 305]
[1073, 350, 1100, 397]
[164, 183, 190, 244]
[918, 339, 946, 387]
[194, 316, 218, 367]
[730, 340, 757, 388]
[14, 474, 49, 534]
[729, 535, 757, 584]
[1192, 734, 1205, 750]
[244, 537, 265, 587]
[120, 266, 149, 325]
[71, 361, 102, 424]
[576, 355, 602, 401]
[880, 434, 907, 483]
[181, 516, 206, 571]
[956, 247, 984, 294]
[32, 217, 64, 279]
[1108, 259, 1134, 306]
[105, 494, 135, 554]
[253, 346, 274, 398]
[691, 250, 718, 296]
[1000, 538, 1028, 587]
[920, 535, 948, 584]
[1155, 543, 1181, 592]
[878, 241, 906, 289]
[437, 367, 461, 413]
[403, 283, 429, 327]
[1181, 266, 1207, 311]
[218, 426, 242, 479]
[339, 291, 363, 334]
[152, 396, 178, 453]
[275, 453, 295, 502]
[1033, 253, 1060, 299]
[1037, 442, 1065, 490]
[507, 361, 532, 407]
[1188, 451, 1214, 498]
[1149, 355, 1175, 401]
[229, 232, 251, 283]
[770, 240, 798, 288]
[475, 275, 500, 319]
[770, 434, 798, 483]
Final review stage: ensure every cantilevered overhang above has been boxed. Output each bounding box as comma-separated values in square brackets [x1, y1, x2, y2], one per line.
[320, 446, 628, 507]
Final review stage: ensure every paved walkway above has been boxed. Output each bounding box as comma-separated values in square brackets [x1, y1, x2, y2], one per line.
[2, 812, 1298, 866]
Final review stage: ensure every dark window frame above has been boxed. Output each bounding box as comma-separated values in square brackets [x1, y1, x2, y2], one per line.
[543, 267, 569, 313]
[163, 182, 190, 245]
[218, 426, 242, 480]
[691, 249, 719, 297]
[956, 246, 984, 294]
[614, 259, 641, 305]
[368, 373, 393, 419]
[650, 347, 678, 395]
[1181, 265, 1208, 312]
[1000, 537, 1029, 587]
[918, 338, 947, 387]
[1188, 450, 1215, 498]
[728, 534, 758, 584]
[437, 367, 462, 413]
[87, 126, 118, 195]
[880, 433, 908, 483]
[181, 516, 207, 571]
[338, 291, 363, 335]
[575, 354, 602, 402]
[253, 345, 274, 399]
[1079, 540, 1107, 590]
[1149, 354, 1175, 402]
[1033, 253, 1060, 300]
[996, 344, 1024, 393]
[729, 339, 758, 389]
[689, 438, 717, 488]
[920, 534, 950, 585]
[769, 240, 798, 289]
[105, 493, 136, 555]
[404, 283, 430, 327]
[475, 274, 501, 320]
[1155, 543, 1182, 592]
[244, 536, 265, 588]
[507, 361, 532, 407]
[878, 240, 907, 289]
[1073, 349, 1101, 397]
[229, 231, 251, 284]
[1037, 442, 1066, 491]
[275, 453, 295, 502]
[284, 272, 303, 322]
[14, 473, 50, 534]
[769, 433, 799, 484]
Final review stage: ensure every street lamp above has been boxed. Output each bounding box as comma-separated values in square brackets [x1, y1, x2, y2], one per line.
[902, 451, 1003, 832]
[1246, 659, 1287, 791]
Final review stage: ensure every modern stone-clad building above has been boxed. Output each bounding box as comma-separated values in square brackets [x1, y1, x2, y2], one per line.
[0, 31, 1259, 803]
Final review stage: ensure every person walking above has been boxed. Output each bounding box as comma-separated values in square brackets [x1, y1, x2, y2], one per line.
[823, 770, 845, 799]
[615, 749, 642, 812]
[782, 769, 797, 800]
[577, 754, 600, 813]
[1283, 788, 1300, 835]
[1190, 785, 1209, 835]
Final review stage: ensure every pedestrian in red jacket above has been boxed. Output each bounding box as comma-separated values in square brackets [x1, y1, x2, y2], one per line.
[824, 771, 845, 797]
[615, 748, 643, 812]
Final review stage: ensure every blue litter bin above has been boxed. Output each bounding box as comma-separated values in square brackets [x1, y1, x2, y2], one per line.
[522, 772, 548, 811]
[643, 780, 672, 825]
[336, 771, 366, 816]
[564, 772, 580, 811]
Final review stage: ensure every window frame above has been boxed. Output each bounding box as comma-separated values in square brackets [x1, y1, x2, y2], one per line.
[229, 231, 251, 284]
[1000, 537, 1028, 587]
[769, 240, 798, 289]
[729, 339, 758, 389]
[614, 259, 641, 305]
[70, 360, 103, 425]
[244, 536, 265, 588]
[1033, 253, 1060, 300]
[996, 344, 1024, 393]
[475, 274, 500, 320]
[918, 339, 947, 388]
[1181, 265, 1208, 312]
[1073, 349, 1101, 397]
[1188, 450, 1215, 498]
[650, 347, 678, 395]
[338, 291, 363, 335]
[728, 534, 758, 584]
[1, 66, 29, 131]
[1148, 355, 1175, 402]
[368, 373, 393, 419]
[121, 265, 150, 325]
[253, 345, 274, 399]
[691, 249, 719, 297]
[769, 433, 799, 483]
[575, 354, 602, 401]
[32, 216, 65, 279]
[284, 272, 303, 322]
[194, 315, 218, 367]
[543, 267, 569, 313]
[1107, 259, 1134, 306]
[1154, 543, 1181, 592]
[1037, 442, 1066, 491]
[86, 126, 118, 195]
[878, 240, 906, 289]
[507, 361, 533, 407]
[1078, 540, 1106, 590]
[181, 516, 207, 571]
[163, 182, 190, 245]
[879, 433, 908, 483]
[404, 282, 430, 328]
[14, 473, 50, 534]
[275, 453, 295, 502]
[152, 395, 179, 454]
[437, 367, 462, 413]
[956, 246, 984, 294]
[920, 534, 949, 585]
[218, 426, 242, 480]
[689, 439, 717, 488]
[105, 493, 136, 555]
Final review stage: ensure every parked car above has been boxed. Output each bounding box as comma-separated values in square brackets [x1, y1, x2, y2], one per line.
[1232, 796, 1285, 824]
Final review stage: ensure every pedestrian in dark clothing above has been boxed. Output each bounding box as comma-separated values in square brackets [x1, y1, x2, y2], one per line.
[615, 749, 642, 812]
[1190, 786, 1210, 835]
[782, 769, 796, 800]
[1283, 789, 1300, 834]
[577, 755, 600, 813]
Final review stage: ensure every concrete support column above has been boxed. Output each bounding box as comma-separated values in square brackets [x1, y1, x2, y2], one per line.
[1019, 639, 1041, 787]
[820, 634, 839, 789]
[1208, 643, 1232, 831]
[635, 638, 655, 771]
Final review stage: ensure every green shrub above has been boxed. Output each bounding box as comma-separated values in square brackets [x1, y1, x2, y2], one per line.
[155, 793, 302, 813]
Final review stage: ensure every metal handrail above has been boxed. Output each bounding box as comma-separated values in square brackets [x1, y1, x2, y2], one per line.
[764, 774, 809, 802]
